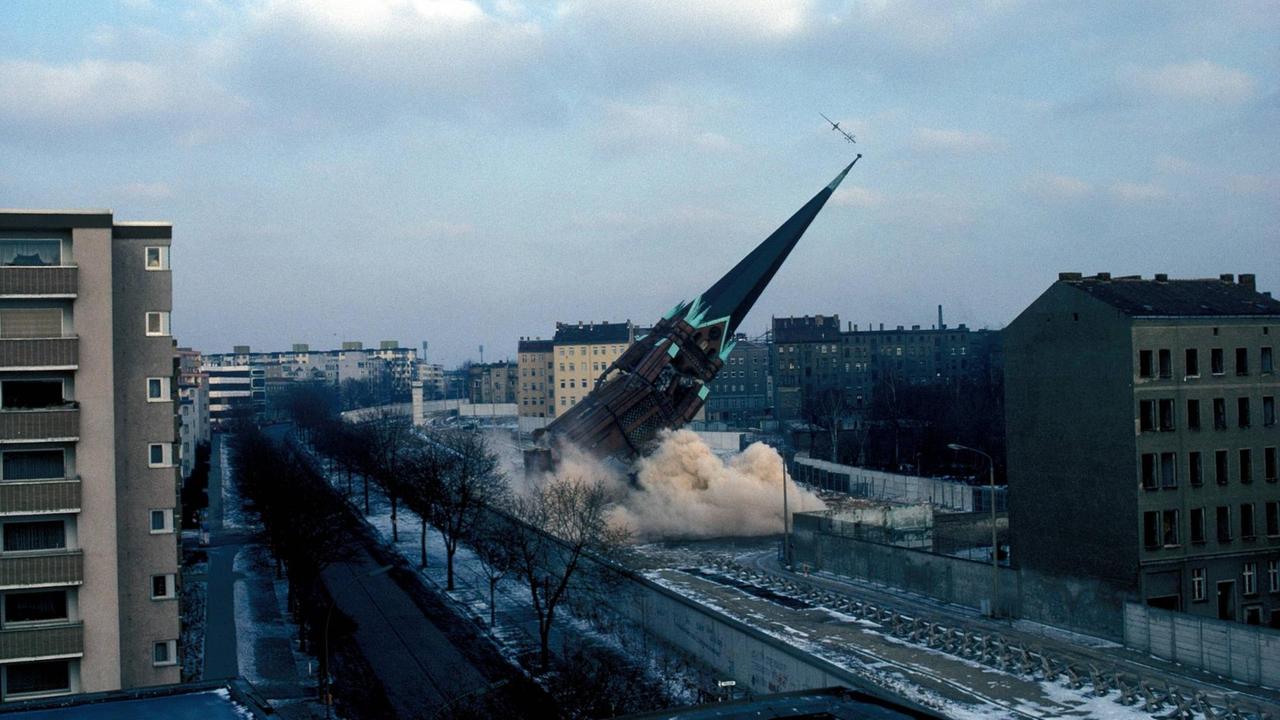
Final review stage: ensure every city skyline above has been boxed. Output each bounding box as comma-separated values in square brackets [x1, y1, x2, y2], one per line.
[1, 1, 1276, 367]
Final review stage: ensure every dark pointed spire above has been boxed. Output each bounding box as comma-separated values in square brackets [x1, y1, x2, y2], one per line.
[690, 156, 859, 337]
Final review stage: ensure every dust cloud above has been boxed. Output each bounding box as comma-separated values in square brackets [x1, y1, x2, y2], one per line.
[599, 429, 825, 543]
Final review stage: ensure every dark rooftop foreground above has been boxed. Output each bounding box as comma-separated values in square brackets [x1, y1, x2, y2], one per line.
[1, 681, 266, 720]
[1059, 272, 1280, 316]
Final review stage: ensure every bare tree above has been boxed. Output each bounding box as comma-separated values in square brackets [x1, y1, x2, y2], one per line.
[466, 512, 516, 627]
[429, 431, 507, 591]
[803, 385, 850, 463]
[506, 473, 627, 671]
[399, 435, 450, 569]
[357, 409, 414, 540]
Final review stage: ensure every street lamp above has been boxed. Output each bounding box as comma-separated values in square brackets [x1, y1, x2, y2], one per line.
[947, 443, 1000, 618]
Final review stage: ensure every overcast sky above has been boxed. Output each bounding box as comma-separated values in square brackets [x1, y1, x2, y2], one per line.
[2, 1, 1277, 366]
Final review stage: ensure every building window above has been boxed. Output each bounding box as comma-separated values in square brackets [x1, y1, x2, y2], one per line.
[1211, 348, 1224, 375]
[1241, 503, 1256, 539]
[1240, 448, 1253, 484]
[1158, 399, 1174, 431]
[1216, 505, 1232, 543]
[1142, 511, 1159, 549]
[0, 240, 61, 267]
[3, 590, 67, 625]
[1213, 398, 1227, 430]
[146, 377, 171, 403]
[1161, 509, 1179, 546]
[1190, 507, 1206, 544]
[1187, 399, 1201, 431]
[1, 520, 65, 552]
[1158, 349, 1172, 378]
[1160, 452, 1177, 488]
[150, 509, 174, 534]
[1141, 455, 1158, 490]
[1263, 346, 1274, 374]
[1235, 348, 1249, 376]
[1243, 562, 1257, 595]
[1139, 350, 1154, 378]
[1188, 452, 1202, 486]
[1, 450, 65, 481]
[1265, 447, 1277, 483]
[1238, 397, 1251, 428]
[1191, 568, 1206, 602]
[151, 574, 176, 600]
[1269, 560, 1279, 594]
[3, 660, 71, 698]
[1268, 501, 1280, 536]
[1139, 401, 1156, 432]
[1185, 348, 1200, 377]
[1, 379, 65, 409]
[144, 246, 170, 271]
[1264, 396, 1275, 427]
[1215, 450, 1229, 485]
[147, 443, 173, 468]
[145, 311, 170, 337]
[153, 640, 178, 666]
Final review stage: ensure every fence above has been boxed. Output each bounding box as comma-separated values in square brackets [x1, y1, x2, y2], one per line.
[791, 457, 1005, 512]
[1124, 602, 1280, 688]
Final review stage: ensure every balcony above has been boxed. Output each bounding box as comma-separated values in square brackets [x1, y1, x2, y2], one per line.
[0, 407, 79, 443]
[0, 338, 78, 370]
[0, 478, 81, 516]
[0, 266, 77, 298]
[0, 551, 83, 590]
[0, 623, 83, 662]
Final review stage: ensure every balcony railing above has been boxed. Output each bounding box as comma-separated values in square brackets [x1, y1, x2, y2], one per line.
[0, 337, 78, 369]
[0, 266, 77, 297]
[0, 407, 79, 443]
[0, 623, 83, 662]
[0, 550, 83, 590]
[0, 478, 81, 516]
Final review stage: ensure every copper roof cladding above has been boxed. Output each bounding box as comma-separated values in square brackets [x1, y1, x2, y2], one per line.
[1061, 273, 1280, 316]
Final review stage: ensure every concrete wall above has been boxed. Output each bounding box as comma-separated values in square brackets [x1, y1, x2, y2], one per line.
[110, 230, 180, 687]
[1124, 602, 1280, 688]
[792, 457, 979, 512]
[70, 226, 122, 693]
[792, 514, 1129, 639]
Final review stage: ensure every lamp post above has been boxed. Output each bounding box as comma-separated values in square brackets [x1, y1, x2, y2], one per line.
[947, 443, 999, 618]
[782, 453, 791, 567]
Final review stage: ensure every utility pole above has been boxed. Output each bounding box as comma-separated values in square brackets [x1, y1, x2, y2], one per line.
[948, 443, 999, 618]
[781, 451, 791, 567]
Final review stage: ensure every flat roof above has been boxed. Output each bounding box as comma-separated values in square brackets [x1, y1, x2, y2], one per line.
[1, 682, 267, 720]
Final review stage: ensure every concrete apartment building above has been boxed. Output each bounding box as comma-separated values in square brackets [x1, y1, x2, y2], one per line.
[175, 348, 209, 480]
[551, 321, 634, 416]
[204, 365, 265, 427]
[1006, 272, 1280, 627]
[704, 335, 771, 424]
[467, 361, 517, 404]
[0, 210, 180, 701]
[517, 338, 554, 418]
[771, 312, 999, 421]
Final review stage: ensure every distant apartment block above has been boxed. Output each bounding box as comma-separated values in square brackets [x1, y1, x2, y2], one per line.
[0, 210, 181, 700]
[704, 335, 771, 424]
[771, 311, 1000, 420]
[1006, 272, 1280, 627]
[175, 347, 209, 479]
[467, 361, 517, 405]
[203, 365, 265, 427]
[551, 321, 634, 416]
[203, 341, 418, 390]
[517, 338, 554, 418]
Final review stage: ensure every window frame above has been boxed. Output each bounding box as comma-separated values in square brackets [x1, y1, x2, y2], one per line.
[1243, 562, 1258, 595]
[150, 574, 176, 601]
[153, 639, 178, 666]
[145, 377, 171, 403]
[149, 509, 174, 535]
[1191, 567, 1206, 602]
[1, 449, 67, 482]
[147, 443, 173, 468]
[144, 246, 170, 271]
[144, 311, 171, 337]
[1, 589, 69, 627]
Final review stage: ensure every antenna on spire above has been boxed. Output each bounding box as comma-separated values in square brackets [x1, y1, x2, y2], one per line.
[820, 112, 857, 144]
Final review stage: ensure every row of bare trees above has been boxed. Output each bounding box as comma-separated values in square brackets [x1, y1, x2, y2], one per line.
[283, 384, 625, 672]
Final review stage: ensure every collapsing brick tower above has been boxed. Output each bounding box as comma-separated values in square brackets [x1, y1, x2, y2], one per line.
[532, 157, 860, 465]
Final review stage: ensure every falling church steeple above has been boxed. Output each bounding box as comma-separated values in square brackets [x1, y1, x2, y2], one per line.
[531, 157, 860, 464]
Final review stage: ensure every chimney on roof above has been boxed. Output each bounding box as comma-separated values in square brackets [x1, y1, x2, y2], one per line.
[1154, 273, 1168, 282]
[879, 323, 884, 331]
[1239, 273, 1256, 291]
[1220, 273, 1235, 283]
[911, 325, 920, 331]
[938, 304, 944, 330]
[1096, 272, 1111, 281]
[1058, 272, 1083, 281]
